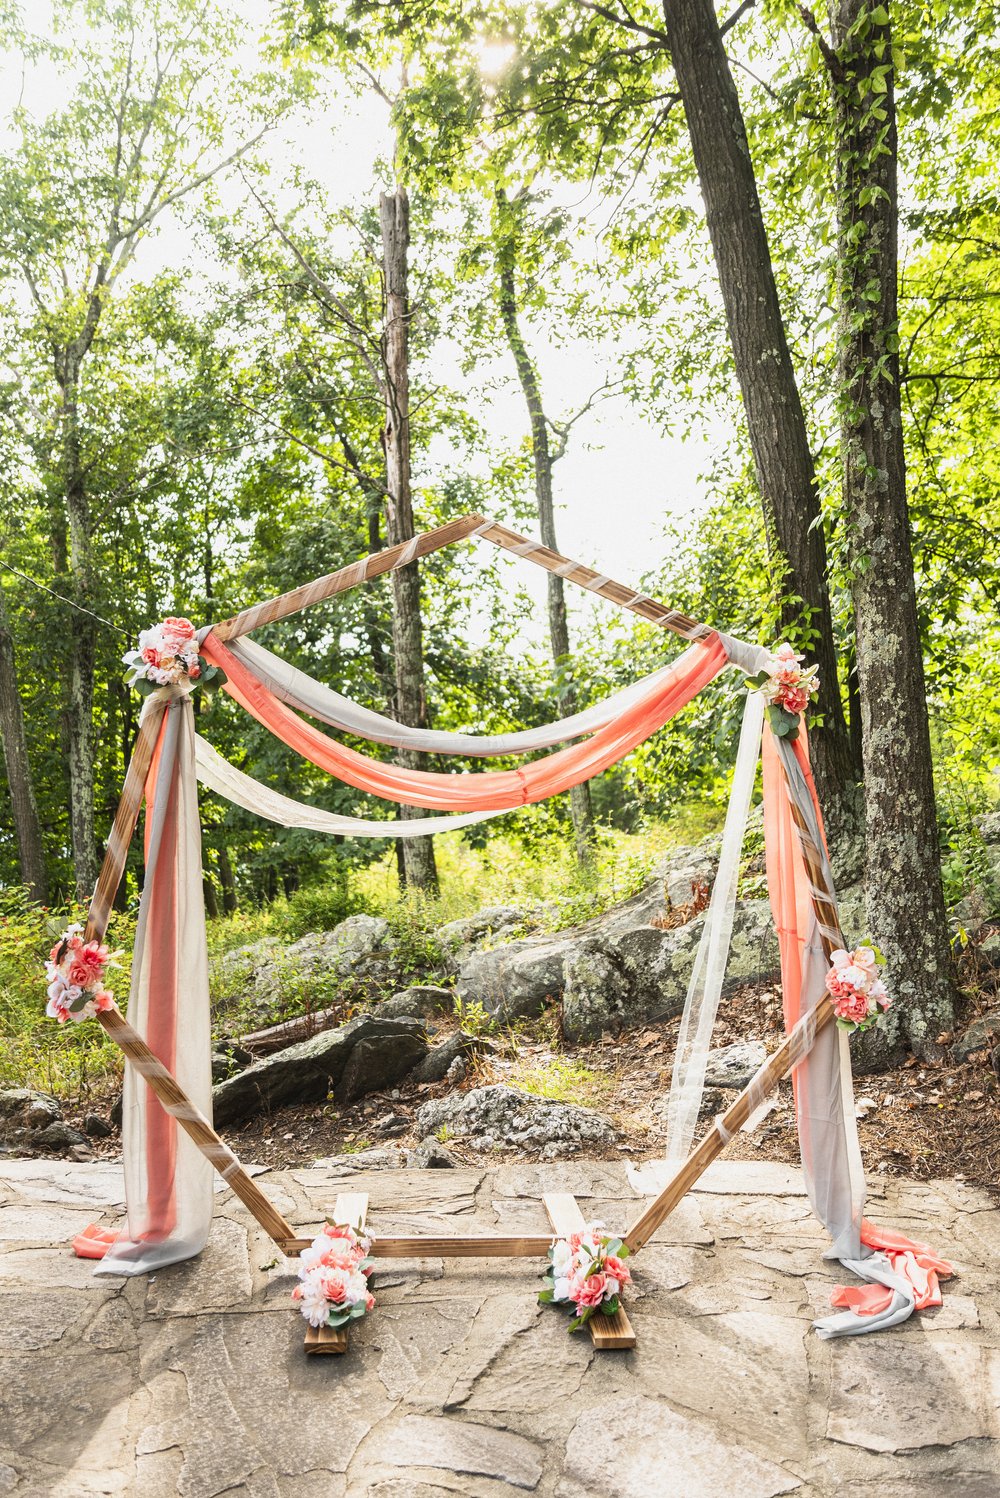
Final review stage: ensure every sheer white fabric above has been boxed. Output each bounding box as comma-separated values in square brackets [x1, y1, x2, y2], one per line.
[661, 689, 765, 1163]
[194, 734, 505, 838]
[96, 693, 214, 1276]
[225, 636, 682, 755]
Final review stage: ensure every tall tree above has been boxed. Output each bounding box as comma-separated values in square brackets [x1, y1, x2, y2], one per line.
[0, 0, 282, 897]
[661, 0, 859, 835]
[494, 187, 595, 865]
[817, 0, 955, 1044]
[0, 585, 48, 902]
[380, 185, 438, 891]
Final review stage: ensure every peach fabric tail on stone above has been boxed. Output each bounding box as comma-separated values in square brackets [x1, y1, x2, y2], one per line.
[762, 724, 954, 1336]
[200, 631, 729, 811]
[93, 689, 214, 1277]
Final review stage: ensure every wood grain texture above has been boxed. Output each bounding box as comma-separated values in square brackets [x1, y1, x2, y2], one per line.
[304, 1193, 369, 1356]
[212, 515, 487, 640]
[543, 1192, 637, 1350]
[283, 1233, 556, 1259]
[96, 1006, 299, 1250]
[85, 698, 168, 943]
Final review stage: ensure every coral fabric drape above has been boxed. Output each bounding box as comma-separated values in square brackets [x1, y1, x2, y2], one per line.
[762, 724, 954, 1333]
[201, 631, 728, 810]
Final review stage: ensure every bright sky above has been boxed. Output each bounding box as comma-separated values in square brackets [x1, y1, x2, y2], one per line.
[2, 3, 727, 651]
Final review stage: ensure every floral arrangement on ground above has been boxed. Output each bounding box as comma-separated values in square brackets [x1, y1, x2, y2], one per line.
[539, 1221, 632, 1332]
[293, 1221, 375, 1329]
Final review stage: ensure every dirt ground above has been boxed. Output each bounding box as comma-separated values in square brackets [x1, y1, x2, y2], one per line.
[56, 972, 1000, 1196]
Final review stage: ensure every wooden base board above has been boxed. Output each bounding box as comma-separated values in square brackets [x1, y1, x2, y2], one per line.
[286, 1232, 555, 1258]
[303, 1193, 369, 1356]
[543, 1193, 637, 1350]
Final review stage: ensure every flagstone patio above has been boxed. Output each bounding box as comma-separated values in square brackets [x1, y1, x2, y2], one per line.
[0, 1155, 997, 1497]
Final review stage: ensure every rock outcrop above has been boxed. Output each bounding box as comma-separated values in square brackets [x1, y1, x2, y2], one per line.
[415, 1083, 615, 1157]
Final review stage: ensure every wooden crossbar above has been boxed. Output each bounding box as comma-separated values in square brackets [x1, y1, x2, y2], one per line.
[210, 511, 715, 647]
[304, 1192, 369, 1355]
[283, 1233, 556, 1258]
[544, 1192, 637, 1350]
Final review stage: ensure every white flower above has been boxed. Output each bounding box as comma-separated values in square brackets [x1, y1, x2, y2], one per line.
[840, 965, 868, 990]
[295, 1272, 332, 1328]
[551, 1241, 574, 1276]
[552, 1275, 573, 1302]
[853, 946, 877, 971]
[830, 949, 851, 970]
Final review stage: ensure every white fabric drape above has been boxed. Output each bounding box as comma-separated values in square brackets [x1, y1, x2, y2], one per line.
[96, 692, 214, 1276]
[194, 734, 507, 838]
[661, 689, 765, 1163]
[225, 636, 682, 756]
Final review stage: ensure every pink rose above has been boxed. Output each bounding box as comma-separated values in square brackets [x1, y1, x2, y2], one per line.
[92, 989, 114, 1012]
[781, 686, 809, 714]
[365, 1292, 375, 1312]
[604, 1255, 631, 1286]
[833, 988, 870, 1026]
[319, 1268, 350, 1304]
[572, 1272, 610, 1311]
[161, 616, 196, 642]
[188, 662, 201, 679]
[141, 646, 160, 666]
[67, 941, 108, 989]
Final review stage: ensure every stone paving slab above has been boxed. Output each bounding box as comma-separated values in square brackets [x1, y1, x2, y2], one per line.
[0, 1156, 996, 1497]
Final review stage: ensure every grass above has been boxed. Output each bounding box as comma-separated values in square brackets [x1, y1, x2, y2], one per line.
[500, 1054, 615, 1109]
[1, 808, 723, 1102]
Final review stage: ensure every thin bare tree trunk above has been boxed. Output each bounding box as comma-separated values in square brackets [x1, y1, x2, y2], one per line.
[218, 843, 239, 915]
[829, 0, 954, 1052]
[380, 186, 438, 892]
[0, 588, 48, 901]
[663, 0, 860, 840]
[59, 375, 100, 899]
[496, 194, 595, 866]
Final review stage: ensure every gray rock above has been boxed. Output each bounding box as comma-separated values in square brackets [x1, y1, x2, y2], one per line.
[211, 1051, 234, 1082]
[704, 1041, 767, 1088]
[282, 915, 395, 978]
[406, 1138, 456, 1168]
[978, 928, 1000, 972]
[379, 984, 455, 1019]
[211, 1015, 427, 1126]
[975, 810, 1000, 844]
[0, 1090, 61, 1133]
[456, 931, 580, 1021]
[435, 905, 527, 954]
[952, 1008, 1000, 1064]
[409, 1030, 482, 1085]
[652, 842, 719, 908]
[445, 1055, 467, 1083]
[82, 1114, 113, 1138]
[561, 922, 705, 1041]
[33, 1121, 88, 1150]
[335, 1028, 427, 1104]
[415, 1083, 615, 1154]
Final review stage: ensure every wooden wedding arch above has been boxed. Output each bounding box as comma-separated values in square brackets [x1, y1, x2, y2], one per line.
[83, 513, 843, 1353]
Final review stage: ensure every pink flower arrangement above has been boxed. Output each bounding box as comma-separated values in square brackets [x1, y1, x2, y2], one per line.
[825, 945, 891, 1034]
[748, 642, 820, 740]
[122, 617, 224, 697]
[539, 1222, 632, 1332]
[44, 923, 119, 1024]
[292, 1221, 375, 1330]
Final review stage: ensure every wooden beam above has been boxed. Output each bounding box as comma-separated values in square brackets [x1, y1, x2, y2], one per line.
[85, 698, 168, 943]
[212, 514, 488, 641]
[283, 1233, 556, 1259]
[624, 735, 845, 1253]
[543, 1192, 637, 1350]
[474, 519, 711, 642]
[304, 1192, 369, 1356]
[96, 1006, 299, 1252]
[623, 999, 835, 1251]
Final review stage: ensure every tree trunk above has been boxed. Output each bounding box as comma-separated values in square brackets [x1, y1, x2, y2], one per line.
[380, 185, 438, 892]
[662, 0, 860, 839]
[218, 843, 239, 915]
[829, 0, 954, 1050]
[59, 375, 100, 899]
[0, 589, 48, 902]
[496, 194, 595, 867]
